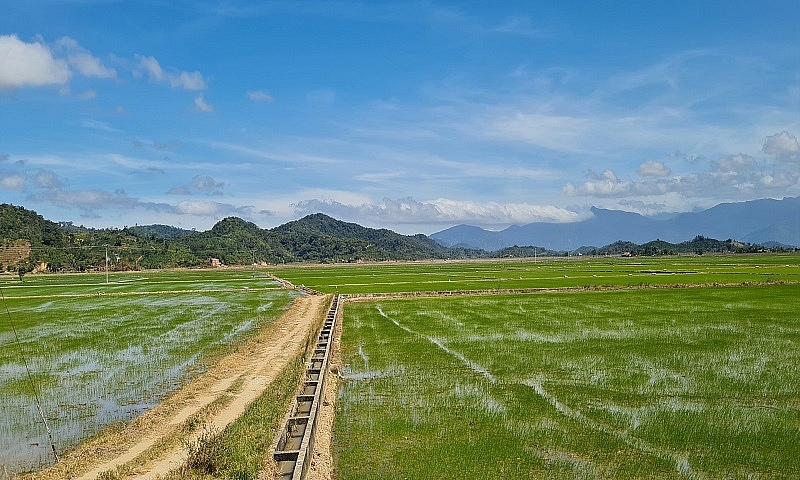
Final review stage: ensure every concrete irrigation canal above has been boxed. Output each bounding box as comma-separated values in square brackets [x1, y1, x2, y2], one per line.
[272, 294, 340, 479]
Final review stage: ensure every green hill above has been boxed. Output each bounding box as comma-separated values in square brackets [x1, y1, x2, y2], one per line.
[0, 205, 482, 272]
[0, 204, 789, 274]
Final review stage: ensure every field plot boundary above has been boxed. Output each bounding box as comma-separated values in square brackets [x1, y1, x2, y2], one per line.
[341, 278, 798, 301]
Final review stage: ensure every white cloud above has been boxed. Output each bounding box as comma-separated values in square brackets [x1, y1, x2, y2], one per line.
[191, 175, 224, 193]
[1, 174, 26, 190]
[195, 95, 213, 112]
[293, 196, 584, 227]
[56, 37, 116, 79]
[563, 170, 631, 197]
[246, 90, 273, 102]
[0, 35, 70, 89]
[762, 131, 800, 160]
[176, 71, 206, 90]
[34, 170, 63, 189]
[0, 35, 117, 90]
[637, 160, 671, 177]
[431, 198, 584, 224]
[711, 154, 755, 174]
[564, 137, 800, 208]
[758, 170, 800, 189]
[135, 54, 206, 90]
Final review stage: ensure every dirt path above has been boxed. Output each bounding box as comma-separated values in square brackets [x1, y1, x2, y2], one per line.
[27, 294, 328, 480]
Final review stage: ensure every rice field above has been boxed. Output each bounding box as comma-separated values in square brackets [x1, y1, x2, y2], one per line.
[270, 253, 800, 294]
[4, 255, 799, 477]
[0, 269, 299, 474]
[335, 284, 800, 478]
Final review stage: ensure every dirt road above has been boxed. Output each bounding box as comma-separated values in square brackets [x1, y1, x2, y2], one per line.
[26, 294, 328, 480]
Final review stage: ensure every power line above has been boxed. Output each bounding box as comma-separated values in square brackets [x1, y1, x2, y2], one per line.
[0, 287, 59, 464]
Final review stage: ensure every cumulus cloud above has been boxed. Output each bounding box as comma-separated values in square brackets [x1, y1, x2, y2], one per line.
[1, 174, 26, 190]
[0, 35, 117, 90]
[0, 34, 70, 89]
[168, 175, 224, 195]
[565, 145, 800, 206]
[762, 131, 800, 160]
[711, 153, 756, 174]
[293, 196, 584, 227]
[34, 170, 63, 189]
[246, 90, 273, 102]
[191, 175, 224, 193]
[135, 54, 206, 90]
[637, 160, 671, 177]
[194, 94, 213, 112]
[56, 37, 116, 79]
[563, 170, 631, 197]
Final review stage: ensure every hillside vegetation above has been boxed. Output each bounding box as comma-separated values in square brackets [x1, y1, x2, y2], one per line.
[0, 205, 481, 273]
[0, 204, 790, 274]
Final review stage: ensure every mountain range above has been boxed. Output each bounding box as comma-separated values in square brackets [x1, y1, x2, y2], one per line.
[431, 197, 800, 251]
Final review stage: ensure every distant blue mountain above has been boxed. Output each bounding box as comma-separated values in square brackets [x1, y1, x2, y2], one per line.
[431, 197, 800, 251]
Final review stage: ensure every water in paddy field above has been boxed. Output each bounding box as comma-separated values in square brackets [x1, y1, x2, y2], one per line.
[0, 286, 296, 475]
[0, 354, 169, 474]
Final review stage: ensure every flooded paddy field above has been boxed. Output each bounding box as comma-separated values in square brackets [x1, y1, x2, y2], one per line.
[0, 269, 298, 475]
[336, 284, 800, 478]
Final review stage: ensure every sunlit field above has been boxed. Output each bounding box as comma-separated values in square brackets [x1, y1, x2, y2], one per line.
[336, 285, 800, 479]
[270, 253, 800, 294]
[0, 269, 299, 474]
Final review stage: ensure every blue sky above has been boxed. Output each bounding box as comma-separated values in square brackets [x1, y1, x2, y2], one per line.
[2, 1, 800, 234]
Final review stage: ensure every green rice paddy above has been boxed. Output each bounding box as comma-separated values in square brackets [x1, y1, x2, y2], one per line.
[330, 256, 800, 479]
[3, 254, 800, 477]
[0, 269, 299, 474]
[270, 253, 800, 294]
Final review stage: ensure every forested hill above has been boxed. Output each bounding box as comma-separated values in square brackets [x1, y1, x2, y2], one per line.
[0, 204, 790, 274]
[0, 205, 481, 272]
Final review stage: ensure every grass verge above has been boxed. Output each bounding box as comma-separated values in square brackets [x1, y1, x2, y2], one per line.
[168, 352, 307, 480]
